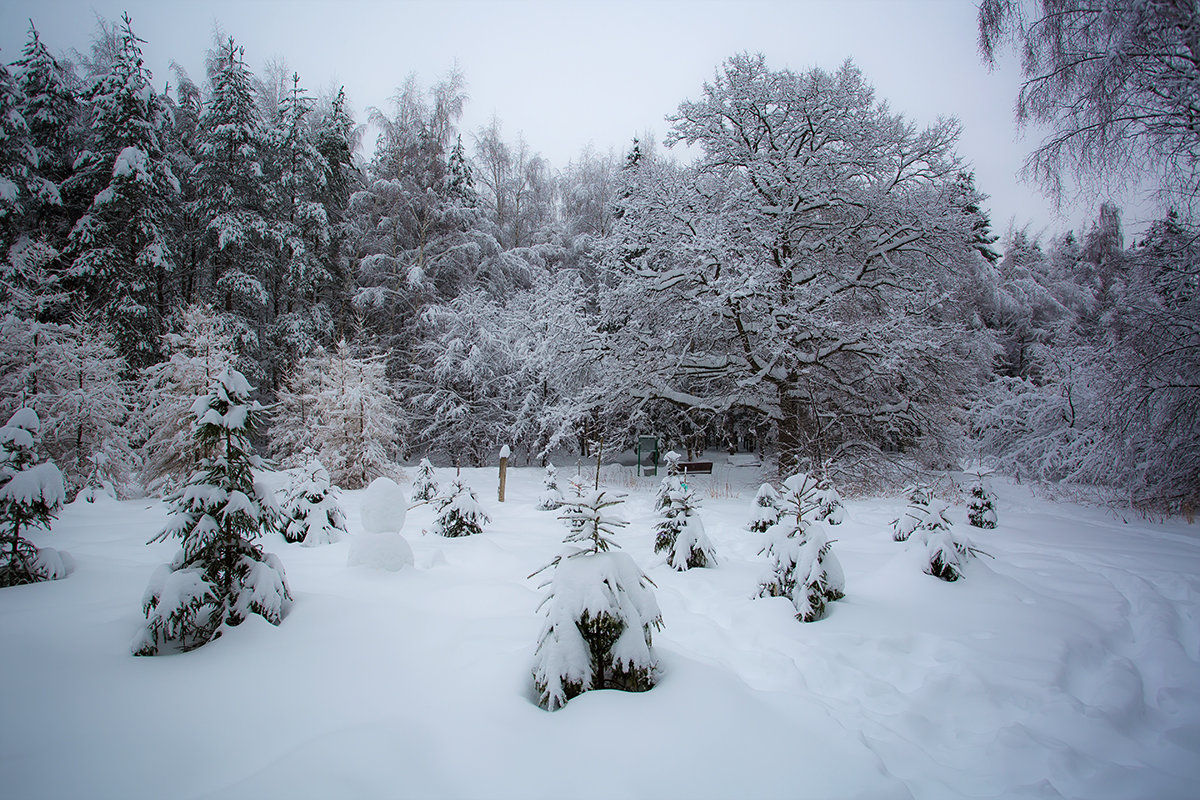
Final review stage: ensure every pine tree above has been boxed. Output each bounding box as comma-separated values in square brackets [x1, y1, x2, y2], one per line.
[134, 368, 290, 655]
[0, 408, 66, 586]
[758, 473, 845, 622]
[411, 457, 439, 502]
[431, 478, 489, 537]
[531, 489, 662, 711]
[653, 479, 716, 571]
[65, 14, 178, 370]
[747, 482, 781, 533]
[967, 478, 998, 529]
[278, 460, 346, 546]
[891, 485, 932, 542]
[12, 22, 76, 246]
[537, 461, 563, 510]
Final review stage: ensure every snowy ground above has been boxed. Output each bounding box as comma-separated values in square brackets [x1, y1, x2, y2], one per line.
[3, 462, 1199, 799]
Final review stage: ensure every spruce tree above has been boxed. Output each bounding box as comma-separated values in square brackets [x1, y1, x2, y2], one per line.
[653, 479, 716, 571]
[967, 478, 998, 529]
[0, 408, 66, 586]
[537, 461, 563, 510]
[431, 479, 489, 537]
[531, 489, 662, 711]
[747, 482, 781, 533]
[758, 473, 845, 622]
[891, 485, 932, 542]
[278, 460, 346, 546]
[134, 368, 290, 655]
[65, 14, 178, 370]
[411, 457, 439, 502]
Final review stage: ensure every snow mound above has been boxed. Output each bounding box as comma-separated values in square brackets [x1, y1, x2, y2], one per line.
[360, 477, 407, 533]
[347, 532, 414, 572]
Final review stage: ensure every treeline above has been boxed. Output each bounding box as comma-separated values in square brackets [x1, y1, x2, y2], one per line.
[0, 18, 1195, 512]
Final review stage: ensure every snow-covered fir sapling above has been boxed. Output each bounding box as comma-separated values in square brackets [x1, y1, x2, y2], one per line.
[664, 450, 682, 476]
[531, 490, 663, 711]
[758, 473, 845, 623]
[921, 500, 980, 582]
[748, 482, 782, 533]
[432, 479, 490, 537]
[653, 479, 717, 570]
[278, 460, 347, 546]
[411, 458, 439, 502]
[967, 478, 998, 529]
[814, 477, 846, 525]
[537, 462, 564, 510]
[891, 485, 932, 542]
[0, 409, 67, 586]
[133, 369, 291, 655]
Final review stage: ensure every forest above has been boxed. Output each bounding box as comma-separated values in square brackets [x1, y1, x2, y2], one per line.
[1, 4, 1197, 514]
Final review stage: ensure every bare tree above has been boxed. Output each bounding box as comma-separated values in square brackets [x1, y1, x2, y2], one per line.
[979, 0, 1200, 210]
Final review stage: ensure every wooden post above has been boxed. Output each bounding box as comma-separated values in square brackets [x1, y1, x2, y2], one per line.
[498, 445, 510, 502]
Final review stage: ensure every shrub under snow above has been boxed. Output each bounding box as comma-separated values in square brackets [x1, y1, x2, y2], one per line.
[653, 480, 717, 571]
[758, 473, 845, 622]
[748, 482, 781, 533]
[531, 489, 662, 711]
[411, 458, 439, 502]
[0, 408, 67, 586]
[278, 461, 347, 546]
[537, 462, 563, 510]
[968, 480, 998, 529]
[431, 479, 489, 537]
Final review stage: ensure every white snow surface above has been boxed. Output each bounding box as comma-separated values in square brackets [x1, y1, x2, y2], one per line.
[2, 466, 1200, 799]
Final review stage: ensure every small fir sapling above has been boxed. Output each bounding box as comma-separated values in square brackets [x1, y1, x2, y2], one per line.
[967, 478, 998, 529]
[814, 477, 846, 525]
[531, 489, 663, 711]
[0, 408, 67, 586]
[411, 458, 439, 502]
[653, 480, 717, 570]
[432, 479, 490, 537]
[921, 500, 979, 582]
[758, 472, 845, 622]
[133, 369, 291, 655]
[278, 461, 347, 546]
[537, 462, 564, 510]
[891, 485, 932, 542]
[748, 482, 782, 533]
[663, 450, 682, 476]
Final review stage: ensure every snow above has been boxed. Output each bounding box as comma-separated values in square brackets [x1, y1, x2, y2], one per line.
[359, 476, 407, 534]
[2, 466, 1200, 798]
[110, 146, 149, 181]
[0, 462, 65, 509]
[346, 531, 414, 572]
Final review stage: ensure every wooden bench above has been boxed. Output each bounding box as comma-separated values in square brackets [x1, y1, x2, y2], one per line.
[676, 461, 714, 475]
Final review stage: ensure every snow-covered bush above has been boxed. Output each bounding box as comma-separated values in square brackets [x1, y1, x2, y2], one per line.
[814, 477, 846, 525]
[891, 485, 932, 542]
[919, 500, 978, 582]
[531, 489, 663, 711]
[133, 369, 291, 655]
[411, 458, 439, 502]
[653, 480, 716, 571]
[747, 482, 781, 533]
[654, 474, 681, 512]
[758, 473, 845, 622]
[431, 479, 489, 537]
[537, 462, 563, 510]
[0, 408, 66, 586]
[278, 461, 346, 546]
[967, 480, 998, 529]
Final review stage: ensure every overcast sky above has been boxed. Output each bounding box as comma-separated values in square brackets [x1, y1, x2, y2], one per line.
[0, 0, 1156, 241]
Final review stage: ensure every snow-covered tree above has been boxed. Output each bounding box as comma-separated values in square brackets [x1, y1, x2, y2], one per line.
[64, 14, 179, 370]
[431, 478, 489, 537]
[758, 473, 845, 622]
[411, 457, 439, 502]
[813, 477, 846, 525]
[919, 500, 978, 582]
[653, 480, 716, 571]
[278, 460, 346, 546]
[138, 304, 240, 494]
[537, 461, 563, 510]
[531, 489, 662, 710]
[747, 482, 781, 533]
[891, 485, 932, 542]
[134, 368, 290, 655]
[967, 478, 998, 529]
[605, 55, 990, 476]
[0, 408, 66, 586]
